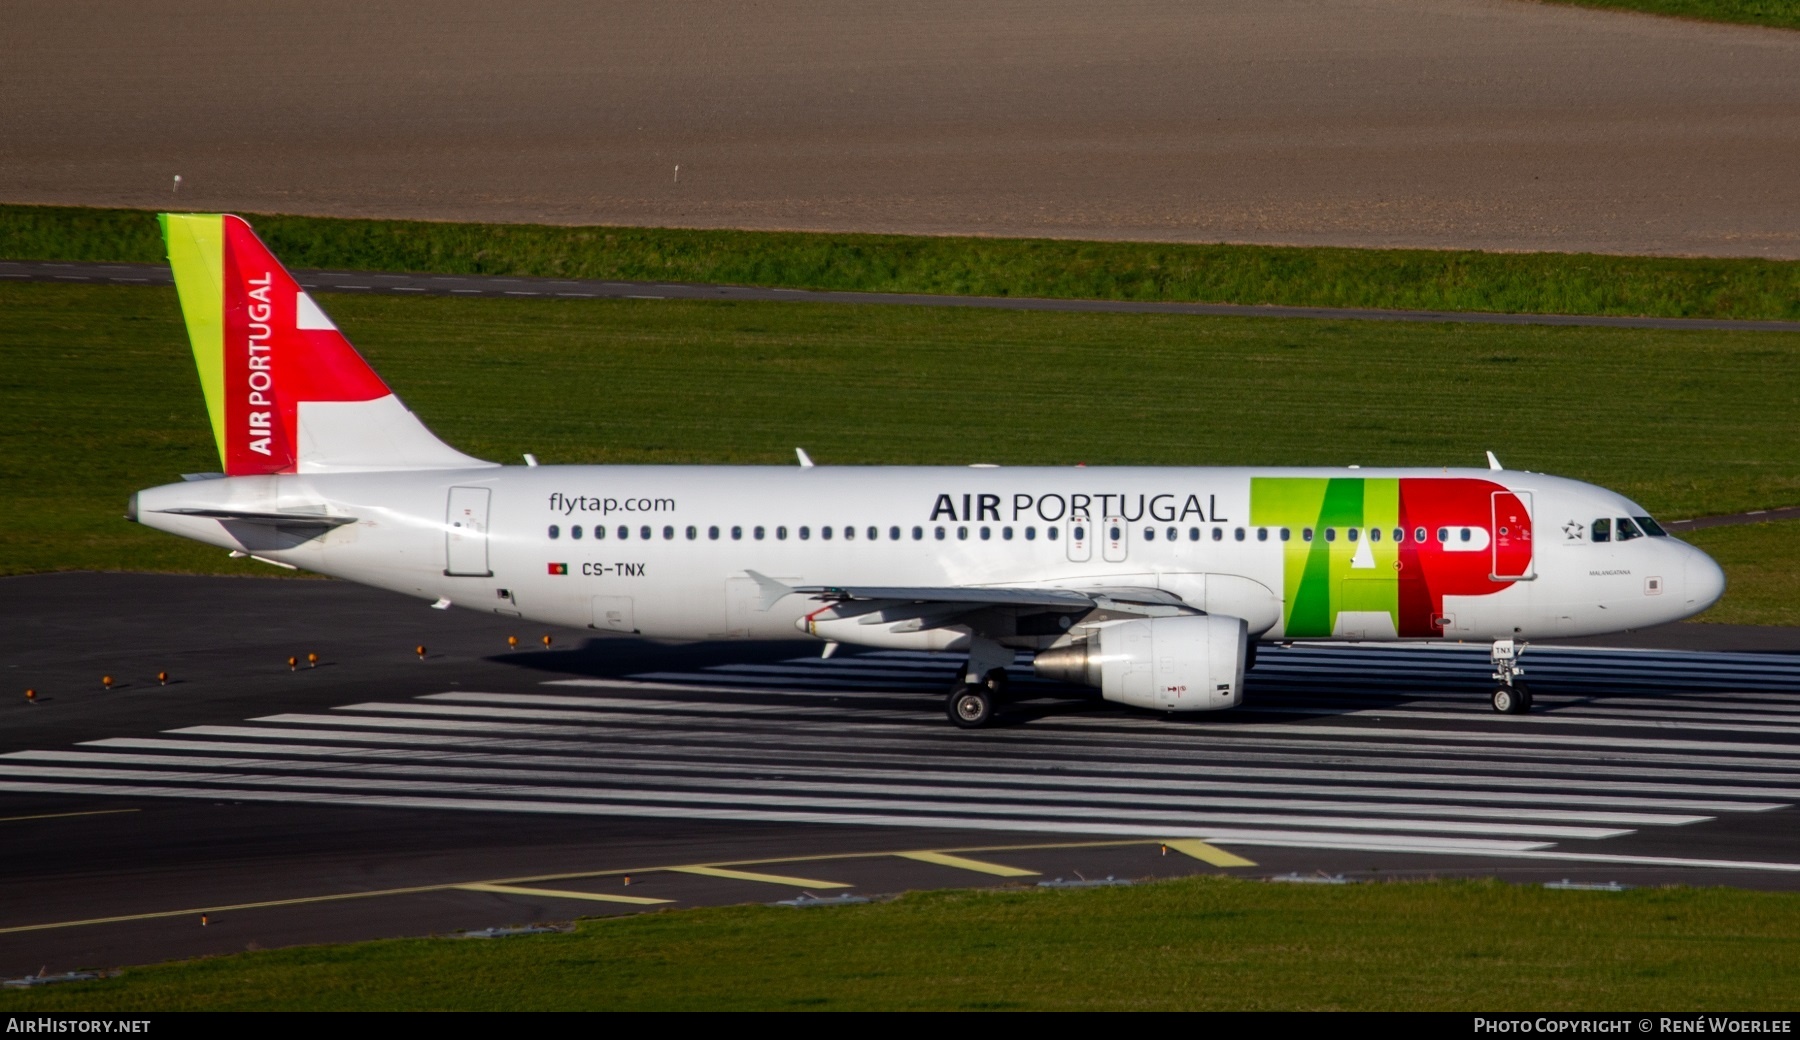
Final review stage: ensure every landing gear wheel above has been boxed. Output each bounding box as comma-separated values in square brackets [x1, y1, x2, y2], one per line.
[1491, 683, 1532, 715]
[1511, 680, 1534, 713]
[947, 684, 996, 729]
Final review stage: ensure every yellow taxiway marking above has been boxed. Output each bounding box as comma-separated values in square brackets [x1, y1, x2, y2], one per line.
[0, 839, 1157, 936]
[457, 883, 670, 906]
[0, 809, 138, 825]
[1162, 839, 1257, 868]
[668, 865, 851, 889]
[896, 851, 1039, 877]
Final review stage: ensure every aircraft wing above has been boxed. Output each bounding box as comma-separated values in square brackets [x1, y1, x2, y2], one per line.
[743, 571, 1195, 619]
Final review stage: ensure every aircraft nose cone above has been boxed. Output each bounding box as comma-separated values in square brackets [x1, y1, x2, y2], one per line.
[1684, 545, 1726, 614]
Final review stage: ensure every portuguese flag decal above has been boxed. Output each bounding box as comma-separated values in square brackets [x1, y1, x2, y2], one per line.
[547, 563, 569, 575]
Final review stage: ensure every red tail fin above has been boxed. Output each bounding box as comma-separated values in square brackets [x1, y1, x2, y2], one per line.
[219, 216, 389, 474]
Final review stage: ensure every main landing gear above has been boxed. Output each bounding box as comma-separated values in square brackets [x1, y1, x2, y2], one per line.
[946, 667, 1009, 729]
[1490, 638, 1533, 715]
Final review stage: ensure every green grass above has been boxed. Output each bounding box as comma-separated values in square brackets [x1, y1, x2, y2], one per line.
[4, 282, 1798, 599]
[1686, 522, 1800, 626]
[4, 877, 1799, 1010]
[1546, 0, 1800, 31]
[4, 203, 1799, 321]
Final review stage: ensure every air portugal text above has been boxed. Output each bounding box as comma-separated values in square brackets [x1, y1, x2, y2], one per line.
[928, 491, 1229, 523]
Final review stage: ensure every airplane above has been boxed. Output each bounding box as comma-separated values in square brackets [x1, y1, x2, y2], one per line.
[128, 214, 1727, 727]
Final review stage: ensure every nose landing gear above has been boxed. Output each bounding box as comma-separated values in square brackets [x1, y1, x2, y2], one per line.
[1490, 638, 1533, 714]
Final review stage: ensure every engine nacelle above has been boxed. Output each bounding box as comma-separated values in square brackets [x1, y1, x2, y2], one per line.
[1033, 614, 1247, 712]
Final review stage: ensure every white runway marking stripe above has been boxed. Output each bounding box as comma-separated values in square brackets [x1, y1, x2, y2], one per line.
[0, 763, 1633, 839]
[71, 738, 1789, 811]
[16, 637, 1797, 870]
[3, 751, 1709, 828]
[0, 779, 1558, 854]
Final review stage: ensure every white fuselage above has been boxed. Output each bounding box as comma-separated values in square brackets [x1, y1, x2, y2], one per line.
[131, 465, 1725, 648]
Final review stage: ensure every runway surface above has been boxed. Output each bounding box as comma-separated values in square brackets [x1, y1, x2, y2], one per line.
[2, 572, 1799, 975]
[5, 1, 1798, 257]
[10, 260, 1800, 334]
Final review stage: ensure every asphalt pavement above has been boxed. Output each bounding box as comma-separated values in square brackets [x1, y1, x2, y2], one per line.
[2, 572, 1799, 976]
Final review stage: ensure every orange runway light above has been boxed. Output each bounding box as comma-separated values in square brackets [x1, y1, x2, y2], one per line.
[307, 652, 319, 668]
[157, 671, 169, 686]
[25, 688, 36, 703]
[507, 635, 519, 650]
[540, 635, 553, 650]
[101, 675, 114, 690]
[287, 656, 298, 672]
[415, 645, 427, 660]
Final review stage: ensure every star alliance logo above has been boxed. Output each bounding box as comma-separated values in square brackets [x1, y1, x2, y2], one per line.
[1563, 520, 1585, 541]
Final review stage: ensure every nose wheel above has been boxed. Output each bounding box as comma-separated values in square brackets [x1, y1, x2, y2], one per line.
[1490, 638, 1533, 714]
[1491, 680, 1533, 715]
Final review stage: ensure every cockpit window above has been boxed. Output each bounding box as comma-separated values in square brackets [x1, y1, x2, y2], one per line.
[1615, 517, 1644, 541]
[1591, 518, 1611, 543]
[1635, 515, 1668, 537]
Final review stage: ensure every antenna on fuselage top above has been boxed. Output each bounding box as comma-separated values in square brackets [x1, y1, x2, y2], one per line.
[1486, 451, 1503, 471]
[796, 448, 816, 468]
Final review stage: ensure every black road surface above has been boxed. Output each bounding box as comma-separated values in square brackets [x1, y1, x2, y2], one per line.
[3, 571, 1799, 976]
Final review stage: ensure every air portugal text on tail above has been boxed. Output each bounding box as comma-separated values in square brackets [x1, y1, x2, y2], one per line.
[132, 214, 1727, 729]
[160, 213, 488, 474]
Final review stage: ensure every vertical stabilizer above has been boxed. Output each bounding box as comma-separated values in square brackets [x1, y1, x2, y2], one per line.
[160, 213, 494, 474]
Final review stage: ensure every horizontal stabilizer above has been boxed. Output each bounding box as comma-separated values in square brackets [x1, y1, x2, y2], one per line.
[154, 507, 356, 528]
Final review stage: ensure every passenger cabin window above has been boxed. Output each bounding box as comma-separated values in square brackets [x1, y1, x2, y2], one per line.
[1257, 528, 1268, 542]
[663, 525, 674, 540]
[886, 526, 898, 540]
[640, 525, 652, 540]
[912, 526, 924, 540]
[752, 526, 764, 540]
[1436, 527, 1449, 543]
[1144, 527, 1156, 542]
[571, 525, 583, 540]
[1324, 528, 1335, 543]
[595, 525, 606, 540]
[1368, 528, 1379, 542]
[617, 525, 629, 540]
[1615, 517, 1644, 541]
[1303, 528, 1314, 542]
[1188, 527, 1200, 541]
[1072, 525, 1086, 541]
[1047, 526, 1059, 540]
[777, 526, 788, 540]
[709, 526, 720, 540]
[1591, 518, 1611, 543]
[821, 526, 832, 540]
[1347, 528, 1359, 542]
[958, 526, 969, 540]
[1026, 527, 1037, 540]
[732, 526, 742, 540]
[935, 526, 946, 540]
[548, 525, 560, 539]
[1003, 527, 1014, 540]
[799, 526, 811, 540]
[1234, 527, 1245, 541]
[1414, 527, 1426, 543]
[1280, 528, 1291, 541]
[1212, 527, 1224, 542]
[1168, 526, 1179, 542]
[686, 526, 697, 540]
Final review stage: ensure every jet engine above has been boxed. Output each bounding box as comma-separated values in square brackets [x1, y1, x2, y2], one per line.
[1033, 614, 1247, 712]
